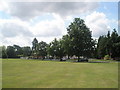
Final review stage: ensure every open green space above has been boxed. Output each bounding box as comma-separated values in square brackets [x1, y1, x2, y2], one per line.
[2, 59, 118, 88]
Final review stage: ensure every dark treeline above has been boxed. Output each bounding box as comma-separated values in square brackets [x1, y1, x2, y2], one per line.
[0, 18, 120, 61]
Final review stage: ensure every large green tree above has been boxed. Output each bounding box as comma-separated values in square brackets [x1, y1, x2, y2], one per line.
[67, 18, 94, 61]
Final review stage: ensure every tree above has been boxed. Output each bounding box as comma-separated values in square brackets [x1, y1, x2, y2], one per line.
[62, 35, 73, 59]
[47, 43, 55, 59]
[97, 29, 120, 59]
[47, 38, 65, 61]
[38, 41, 48, 59]
[67, 18, 94, 61]
[57, 39, 65, 61]
[32, 38, 38, 57]
[110, 29, 119, 58]
[97, 36, 108, 58]
[13, 45, 23, 57]
[22, 46, 31, 57]
[0, 46, 8, 58]
[47, 38, 59, 59]
[6, 46, 16, 58]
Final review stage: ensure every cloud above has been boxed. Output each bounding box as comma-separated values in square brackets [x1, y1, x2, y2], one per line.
[0, 13, 67, 46]
[85, 11, 110, 38]
[0, 19, 33, 38]
[0, 1, 117, 46]
[2, 2, 98, 20]
[31, 14, 66, 37]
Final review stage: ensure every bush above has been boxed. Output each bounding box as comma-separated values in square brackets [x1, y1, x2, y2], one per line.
[104, 55, 111, 60]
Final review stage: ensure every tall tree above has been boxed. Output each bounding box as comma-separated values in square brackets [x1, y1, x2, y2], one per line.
[32, 38, 38, 57]
[67, 18, 94, 61]
[97, 36, 108, 58]
[110, 29, 119, 58]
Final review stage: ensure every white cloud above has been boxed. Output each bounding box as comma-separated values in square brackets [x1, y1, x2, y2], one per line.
[1, 2, 98, 20]
[30, 14, 66, 37]
[0, 13, 67, 46]
[0, 2, 117, 46]
[85, 11, 110, 38]
[0, 0, 9, 12]
[0, 19, 33, 37]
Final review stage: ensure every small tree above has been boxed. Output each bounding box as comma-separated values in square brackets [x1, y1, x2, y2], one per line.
[38, 41, 48, 59]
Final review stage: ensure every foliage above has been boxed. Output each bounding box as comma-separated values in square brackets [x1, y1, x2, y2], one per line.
[22, 46, 31, 56]
[47, 38, 65, 60]
[6, 46, 16, 58]
[32, 38, 38, 57]
[62, 35, 73, 59]
[38, 41, 48, 59]
[13, 45, 23, 57]
[0, 46, 7, 58]
[67, 18, 95, 60]
[97, 29, 120, 59]
[1, 18, 120, 60]
[104, 55, 111, 60]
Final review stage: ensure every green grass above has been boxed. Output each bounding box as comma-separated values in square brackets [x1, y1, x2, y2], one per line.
[2, 59, 118, 88]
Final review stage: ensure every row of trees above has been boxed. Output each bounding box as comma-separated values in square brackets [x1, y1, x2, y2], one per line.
[31, 18, 95, 61]
[97, 29, 120, 59]
[0, 18, 120, 61]
[0, 45, 31, 58]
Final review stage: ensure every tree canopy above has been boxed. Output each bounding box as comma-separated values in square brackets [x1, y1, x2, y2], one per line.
[1, 18, 119, 61]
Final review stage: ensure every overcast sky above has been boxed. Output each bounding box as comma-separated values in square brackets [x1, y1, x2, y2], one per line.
[0, 1, 118, 47]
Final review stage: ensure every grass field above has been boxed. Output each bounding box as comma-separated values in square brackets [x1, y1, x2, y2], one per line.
[2, 59, 118, 88]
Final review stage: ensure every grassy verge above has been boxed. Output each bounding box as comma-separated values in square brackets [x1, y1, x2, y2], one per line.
[2, 59, 118, 88]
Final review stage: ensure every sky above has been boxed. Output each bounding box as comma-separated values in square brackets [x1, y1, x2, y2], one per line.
[0, 0, 119, 47]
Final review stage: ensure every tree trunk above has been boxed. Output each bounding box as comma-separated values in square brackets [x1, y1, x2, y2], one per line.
[68, 55, 70, 59]
[60, 56, 63, 61]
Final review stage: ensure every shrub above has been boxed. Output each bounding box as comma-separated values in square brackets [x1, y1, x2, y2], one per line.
[104, 55, 111, 60]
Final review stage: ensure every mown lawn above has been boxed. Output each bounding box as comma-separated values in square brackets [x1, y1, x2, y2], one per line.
[2, 59, 118, 88]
